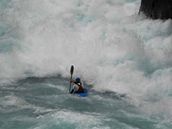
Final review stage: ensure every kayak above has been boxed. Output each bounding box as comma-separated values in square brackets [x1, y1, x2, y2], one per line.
[74, 89, 88, 97]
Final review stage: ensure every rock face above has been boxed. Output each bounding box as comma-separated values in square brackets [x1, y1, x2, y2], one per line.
[139, 0, 172, 19]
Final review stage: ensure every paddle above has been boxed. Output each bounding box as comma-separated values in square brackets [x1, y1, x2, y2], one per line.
[69, 65, 74, 93]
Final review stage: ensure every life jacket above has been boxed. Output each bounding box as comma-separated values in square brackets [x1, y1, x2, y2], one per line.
[75, 82, 84, 93]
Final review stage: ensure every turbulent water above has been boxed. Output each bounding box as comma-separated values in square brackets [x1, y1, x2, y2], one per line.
[0, 0, 172, 129]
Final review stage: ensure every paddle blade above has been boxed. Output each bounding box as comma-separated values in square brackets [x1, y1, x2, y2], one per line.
[70, 65, 74, 75]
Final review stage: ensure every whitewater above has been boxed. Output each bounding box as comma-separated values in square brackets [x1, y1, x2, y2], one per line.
[0, 0, 172, 129]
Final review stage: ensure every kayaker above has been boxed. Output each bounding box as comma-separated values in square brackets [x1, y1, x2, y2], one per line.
[70, 77, 85, 94]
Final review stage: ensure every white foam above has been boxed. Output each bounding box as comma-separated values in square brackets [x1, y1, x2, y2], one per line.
[0, 95, 27, 108]
[0, 0, 172, 118]
[32, 110, 110, 129]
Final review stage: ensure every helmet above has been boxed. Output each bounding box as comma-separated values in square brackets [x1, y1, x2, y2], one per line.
[75, 77, 81, 83]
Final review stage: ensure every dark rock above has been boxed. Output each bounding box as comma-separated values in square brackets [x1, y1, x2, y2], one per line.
[139, 0, 172, 19]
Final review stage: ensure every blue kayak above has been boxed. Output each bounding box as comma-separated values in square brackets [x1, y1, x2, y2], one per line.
[74, 89, 88, 97]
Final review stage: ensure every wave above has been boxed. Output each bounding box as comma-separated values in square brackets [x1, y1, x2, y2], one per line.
[0, 0, 172, 119]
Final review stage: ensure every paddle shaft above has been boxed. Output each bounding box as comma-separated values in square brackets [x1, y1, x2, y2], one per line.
[69, 65, 74, 92]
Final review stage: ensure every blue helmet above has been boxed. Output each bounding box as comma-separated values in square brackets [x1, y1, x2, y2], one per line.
[75, 77, 81, 83]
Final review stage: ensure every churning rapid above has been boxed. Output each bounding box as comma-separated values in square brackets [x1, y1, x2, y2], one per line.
[0, 0, 172, 129]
